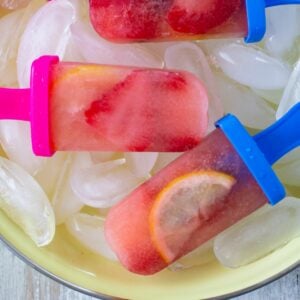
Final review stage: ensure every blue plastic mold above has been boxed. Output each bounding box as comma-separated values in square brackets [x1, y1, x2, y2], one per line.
[245, 0, 300, 43]
[216, 103, 300, 205]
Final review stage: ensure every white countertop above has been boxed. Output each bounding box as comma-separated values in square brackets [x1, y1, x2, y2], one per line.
[1, 242, 299, 300]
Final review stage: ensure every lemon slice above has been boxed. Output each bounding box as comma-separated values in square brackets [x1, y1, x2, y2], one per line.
[0, 157, 55, 246]
[149, 170, 236, 263]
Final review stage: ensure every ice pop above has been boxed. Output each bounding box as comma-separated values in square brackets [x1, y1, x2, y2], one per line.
[104, 103, 300, 275]
[89, 0, 300, 43]
[0, 56, 208, 156]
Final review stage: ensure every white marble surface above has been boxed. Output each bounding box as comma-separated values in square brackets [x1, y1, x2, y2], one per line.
[1, 242, 299, 300]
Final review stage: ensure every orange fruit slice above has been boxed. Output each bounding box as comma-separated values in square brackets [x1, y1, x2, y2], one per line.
[149, 170, 236, 263]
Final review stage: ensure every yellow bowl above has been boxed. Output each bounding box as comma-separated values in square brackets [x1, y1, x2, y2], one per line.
[1, 207, 299, 300]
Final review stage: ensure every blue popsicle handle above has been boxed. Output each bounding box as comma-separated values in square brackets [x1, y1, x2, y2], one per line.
[265, 0, 300, 7]
[254, 103, 300, 165]
[245, 0, 300, 43]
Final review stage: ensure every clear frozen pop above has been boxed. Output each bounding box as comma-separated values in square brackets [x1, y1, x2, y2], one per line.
[104, 103, 300, 275]
[89, 0, 300, 43]
[0, 55, 208, 156]
[0, 0, 30, 10]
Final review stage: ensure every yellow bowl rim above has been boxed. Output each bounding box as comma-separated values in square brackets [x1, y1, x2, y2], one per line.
[1, 233, 299, 300]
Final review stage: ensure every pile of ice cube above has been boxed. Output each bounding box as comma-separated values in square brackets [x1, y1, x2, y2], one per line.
[0, 0, 300, 270]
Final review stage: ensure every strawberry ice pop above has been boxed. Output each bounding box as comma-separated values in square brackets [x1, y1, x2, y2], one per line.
[0, 56, 208, 156]
[104, 103, 300, 275]
[89, 0, 300, 43]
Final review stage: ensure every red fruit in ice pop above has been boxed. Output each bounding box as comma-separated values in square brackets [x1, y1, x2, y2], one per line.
[85, 69, 207, 152]
[167, 0, 243, 34]
[89, 0, 172, 41]
[89, 0, 247, 42]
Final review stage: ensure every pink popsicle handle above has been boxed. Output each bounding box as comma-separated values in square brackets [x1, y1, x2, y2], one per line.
[0, 55, 59, 157]
[0, 88, 30, 121]
[30, 55, 59, 157]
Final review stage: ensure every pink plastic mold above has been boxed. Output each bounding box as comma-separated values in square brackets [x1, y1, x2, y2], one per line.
[0, 55, 59, 157]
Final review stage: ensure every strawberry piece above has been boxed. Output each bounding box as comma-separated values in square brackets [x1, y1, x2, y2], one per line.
[167, 0, 243, 34]
[89, 0, 172, 41]
[85, 70, 153, 151]
[85, 69, 208, 152]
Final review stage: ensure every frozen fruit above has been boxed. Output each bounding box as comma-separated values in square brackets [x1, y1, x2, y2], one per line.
[150, 171, 236, 262]
[89, 0, 172, 41]
[167, 0, 243, 34]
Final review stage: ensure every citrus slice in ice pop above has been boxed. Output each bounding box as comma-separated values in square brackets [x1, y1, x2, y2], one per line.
[149, 170, 236, 263]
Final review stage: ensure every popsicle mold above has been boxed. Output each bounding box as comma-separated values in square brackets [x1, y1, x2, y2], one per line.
[105, 103, 300, 275]
[0, 56, 58, 156]
[217, 102, 300, 204]
[31, 56, 59, 156]
[89, 0, 300, 43]
[0, 56, 209, 156]
[216, 115, 284, 205]
[105, 128, 270, 275]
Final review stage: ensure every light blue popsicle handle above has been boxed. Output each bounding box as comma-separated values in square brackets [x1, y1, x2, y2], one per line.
[254, 103, 300, 165]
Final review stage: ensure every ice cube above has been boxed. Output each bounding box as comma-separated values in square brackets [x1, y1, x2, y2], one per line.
[164, 42, 223, 131]
[214, 73, 275, 130]
[276, 148, 300, 165]
[275, 160, 300, 187]
[265, 6, 300, 57]
[0, 121, 46, 175]
[214, 43, 291, 90]
[0, 0, 43, 86]
[17, 0, 78, 87]
[71, 20, 163, 68]
[214, 198, 300, 268]
[0, 156, 55, 246]
[276, 59, 300, 119]
[62, 35, 85, 62]
[52, 153, 92, 224]
[90, 152, 118, 164]
[152, 152, 182, 174]
[66, 213, 117, 261]
[169, 240, 215, 271]
[251, 88, 283, 105]
[124, 152, 158, 178]
[0, 8, 23, 86]
[70, 158, 148, 208]
[34, 152, 67, 197]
